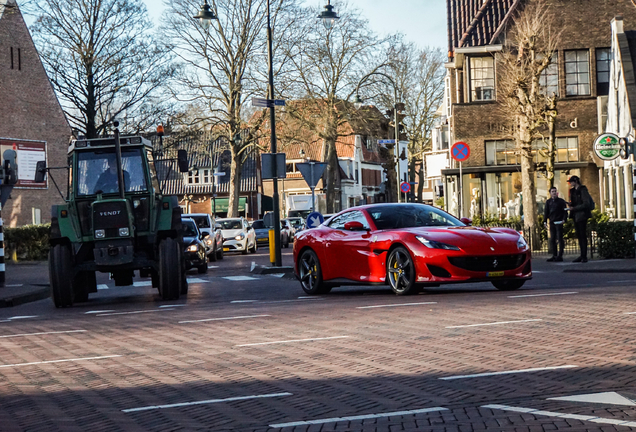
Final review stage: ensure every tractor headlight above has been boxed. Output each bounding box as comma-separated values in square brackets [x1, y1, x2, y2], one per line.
[119, 227, 130, 237]
[235, 233, 245, 241]
[95, 229, 105, 239]
[517, 235, 528, 250]
[187, 244, 198, 252]
[416, 236, 460, 251]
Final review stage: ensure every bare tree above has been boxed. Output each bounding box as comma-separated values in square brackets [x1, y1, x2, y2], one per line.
[31, 0, 173, 138]
[497, 0, 561, 246]
[163, 0, 299, 217]
[279, 1, 385, 213]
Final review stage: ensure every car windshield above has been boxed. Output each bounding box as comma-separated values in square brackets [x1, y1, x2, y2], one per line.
[77, 148, 147, 196]
[182, 219, 198, 236]
[367, 205, 463, 230]
[219, 219, 242, 230]
[251, 220, 265, 229]
[189, 216, 210, 229]
[288, 219, 302, 228]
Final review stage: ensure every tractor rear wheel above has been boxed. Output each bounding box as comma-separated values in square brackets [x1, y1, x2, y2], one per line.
[50, 244, 74, 308]
[159, 237, 180, 301]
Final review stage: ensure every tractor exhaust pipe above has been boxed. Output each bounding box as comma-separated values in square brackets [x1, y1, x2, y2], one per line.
[113, 121, 126, 199]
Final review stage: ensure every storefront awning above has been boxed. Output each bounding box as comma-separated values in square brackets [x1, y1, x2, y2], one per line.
[442, 162, 591, 176]
[212, 197, 247, 213]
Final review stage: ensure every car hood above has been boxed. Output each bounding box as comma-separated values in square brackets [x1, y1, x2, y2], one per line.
[401, 226, 522, 253]
[254, 228, 271, 236]
[183, 235, 199, 245]
[221, 229, 243, 238]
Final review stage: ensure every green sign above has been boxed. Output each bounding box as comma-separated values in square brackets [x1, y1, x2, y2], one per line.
[594, 133, 621, 160]
[212, 197, 247, 213]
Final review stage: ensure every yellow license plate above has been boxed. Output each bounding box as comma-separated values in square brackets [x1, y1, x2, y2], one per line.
[223, 247, 230, 252]
[487, 271, 504, 277]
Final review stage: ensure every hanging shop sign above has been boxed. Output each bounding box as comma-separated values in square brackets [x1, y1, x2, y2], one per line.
[593, 133, 621, 161]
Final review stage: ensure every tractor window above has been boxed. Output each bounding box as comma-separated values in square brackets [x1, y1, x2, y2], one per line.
[77, 149, 148, 196]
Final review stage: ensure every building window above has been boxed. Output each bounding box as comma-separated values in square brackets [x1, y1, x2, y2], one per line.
[596, 48, 611, 96]
[444, 75, 452, 117]
[286, 162, 296, 173]
[187, 170, 200, 184]
[486, 140, 515, 165]
[556, 137, 579, 162]
[539, 53, 559, 96]
[565, 50, 590, 96]
[469, 57, 495, 101]
[185, 168, 214, 185]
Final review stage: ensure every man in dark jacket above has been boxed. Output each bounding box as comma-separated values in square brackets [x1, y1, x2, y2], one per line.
[543, 186, 568, 262]
[567, 175, 592, 263]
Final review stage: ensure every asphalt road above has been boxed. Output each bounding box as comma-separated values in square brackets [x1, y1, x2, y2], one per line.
[1, 249, 636, 431]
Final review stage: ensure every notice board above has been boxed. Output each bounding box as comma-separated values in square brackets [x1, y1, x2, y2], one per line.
[0, 138, 47, 189]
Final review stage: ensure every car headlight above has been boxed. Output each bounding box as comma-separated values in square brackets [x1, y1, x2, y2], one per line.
[205, 238, 213, 246]
[517, 235, 528, 250]
[235, 233, 245, 241]
[416, 236, 460, 251]
[187, 244, 198, 252]
[95, 229, 105, 239]
[119, 227, 129, 237]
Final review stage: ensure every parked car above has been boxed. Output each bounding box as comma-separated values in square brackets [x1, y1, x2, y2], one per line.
[285, 217, 305, 237]
[184, 213, 223, 261]
[181, 218, 208, 274]
[252, 219, 290, 248]
[217, 217, 257, 254]
[280, 220, 292, 247]
[293, 203, 531, 295]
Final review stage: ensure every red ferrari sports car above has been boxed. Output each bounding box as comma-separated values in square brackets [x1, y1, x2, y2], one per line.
[293, 203, 531, 295]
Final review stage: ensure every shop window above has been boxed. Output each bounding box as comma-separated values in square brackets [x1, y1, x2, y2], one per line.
[565, 50, 590, 96]
[469, 57, 495, 101]
[596, 48, 611, 96]
[539, 53, 559, 96]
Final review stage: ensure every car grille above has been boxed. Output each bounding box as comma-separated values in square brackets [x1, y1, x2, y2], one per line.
[448, 254, 526, 272]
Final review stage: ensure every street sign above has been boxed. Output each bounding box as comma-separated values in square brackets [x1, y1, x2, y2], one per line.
[400, 181, 411, 194]
[251, 98, 286, 108]
[594, 133, 621, 160]
[378, 139, 396, 145]
[273, 99, 286, 106]
[451, 142, 470, 162]
[296, 162, 327, 188]
[306, 212, 324, 229]
[213, 172, 225, 176]
[261, 153, 287, 179]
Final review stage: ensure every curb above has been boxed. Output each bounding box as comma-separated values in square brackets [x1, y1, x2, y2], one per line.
[251, 264, 295, 278]
[0, 286, 50, 308]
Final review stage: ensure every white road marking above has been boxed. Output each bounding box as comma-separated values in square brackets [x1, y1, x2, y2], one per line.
[482, 404, 636, 427]
[6, 316, 37, 320]
[508, 291, 578, 298]
[208, 265, 219, 269]
[298, 296, 317, 299]
[269, 407, 449, 428]
[250, 261, 257, 271]
[97, 284, 109, 290]
[179, 314, 271, 324]
[261, 298, 324, 304]
[132, 281, 152, 287]
[237, 335, 350, 347]
[269, 273, 285, 278]
[85, 310, 115, 314]
[0, 355, 122, 368]
[446, 318, 543, 329]
[223, 276, 259, 281]
[5, 284, 23, 287]
[547, 392, 636, 406]
[440, 365, 577, 380]
[96, 309, 175, 317]
[0, 330, 87, 338]
[187, 278, 207, 283]
[159, 305, 185, 308]
[357, 301, 438, 309]
[123, 392, 292, 413]
[231, 300, 258, 303]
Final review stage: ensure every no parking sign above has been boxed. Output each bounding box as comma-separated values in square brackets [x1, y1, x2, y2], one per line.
[451, 142, 470, 162]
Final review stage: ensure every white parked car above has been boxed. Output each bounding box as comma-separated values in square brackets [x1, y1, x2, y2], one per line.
[216, 217, 257, 254]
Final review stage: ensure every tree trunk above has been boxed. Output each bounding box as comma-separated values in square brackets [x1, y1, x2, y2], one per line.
[408, 156, 417, 203]
[518, 117, 540, 249]
[228, 145, 243, 218]
[323, 137, 340, 213]
[417, 161, 425, 203]
[86, 66, 97, 138]
[546, 98, 557, 190]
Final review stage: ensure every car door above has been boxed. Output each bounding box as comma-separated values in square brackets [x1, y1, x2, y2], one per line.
[324, 210, 373, 281]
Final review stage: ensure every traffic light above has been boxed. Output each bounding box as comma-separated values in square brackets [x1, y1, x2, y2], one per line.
[619, 137, 633, 159]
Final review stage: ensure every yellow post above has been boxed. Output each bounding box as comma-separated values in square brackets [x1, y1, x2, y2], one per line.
[268, 229, 276, 265]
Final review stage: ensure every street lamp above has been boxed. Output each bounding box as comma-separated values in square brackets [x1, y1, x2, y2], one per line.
[194, 0, 282, 266]
[354, 71, 404, 203]
[193, 0, 217, 30]
[318, 0, 340, 29]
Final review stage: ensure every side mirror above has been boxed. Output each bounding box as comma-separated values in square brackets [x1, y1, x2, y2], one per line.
[34, 160, 47, 183]
[177, 149, 189, 173]
[460, 217, 472, 226]
[215, 223, 222, 229]
[344, 221, 366, 231]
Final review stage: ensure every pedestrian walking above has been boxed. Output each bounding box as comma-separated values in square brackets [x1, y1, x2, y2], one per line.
[567, 175, 593, 263]
[543, 186, 568, 262]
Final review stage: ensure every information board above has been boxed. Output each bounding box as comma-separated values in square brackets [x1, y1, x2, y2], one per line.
[0, 138, 47, 189]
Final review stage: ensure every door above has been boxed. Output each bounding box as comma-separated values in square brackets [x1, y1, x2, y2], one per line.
[324, 210, 373, 281]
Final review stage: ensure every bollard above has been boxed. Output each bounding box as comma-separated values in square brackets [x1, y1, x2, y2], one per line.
[0, 203, 4, 287]
[269, 229, 275, 265]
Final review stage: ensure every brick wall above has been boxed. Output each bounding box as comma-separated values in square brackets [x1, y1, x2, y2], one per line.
[0, 3, 70, 226]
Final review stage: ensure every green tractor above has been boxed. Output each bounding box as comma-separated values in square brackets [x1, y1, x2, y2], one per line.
[38, 123, 189, 307]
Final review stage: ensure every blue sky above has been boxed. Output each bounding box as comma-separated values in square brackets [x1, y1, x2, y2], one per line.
[143, 0, 448, 50]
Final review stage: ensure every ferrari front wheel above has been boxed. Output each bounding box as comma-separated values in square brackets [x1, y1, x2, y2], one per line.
[387, 246, 417, 295]
[492, 279, 525, 291]
[299, 249, 328, 295]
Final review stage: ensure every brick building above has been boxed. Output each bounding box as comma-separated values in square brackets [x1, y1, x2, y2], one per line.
[0, 0, 70, 226]
[442, 0, 636, 219]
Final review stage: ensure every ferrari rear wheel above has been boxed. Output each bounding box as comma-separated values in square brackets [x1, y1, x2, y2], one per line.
[299, 249, 328, 295]
[492, 279, 525, 291]
[387, 246, 417, 295]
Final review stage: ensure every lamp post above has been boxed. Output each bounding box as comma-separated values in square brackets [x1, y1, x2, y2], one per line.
[318, 0, 340, 29]
[353, 71, 403, 203]
[194, 0, 282, 266]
